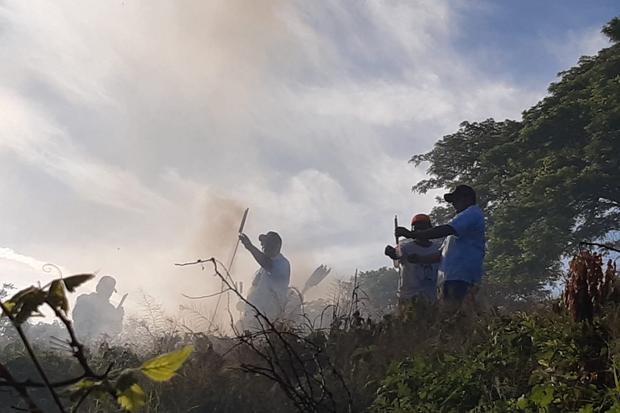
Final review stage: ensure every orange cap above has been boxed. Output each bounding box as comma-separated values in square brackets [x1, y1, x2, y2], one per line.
[411, 214, 431, 225]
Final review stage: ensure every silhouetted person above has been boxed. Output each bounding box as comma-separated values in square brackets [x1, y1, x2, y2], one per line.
[395, 185, 485, 306]
[238, 231, 290, 329]
[72, 276, 124, 341]
[385, 214, 441, 304]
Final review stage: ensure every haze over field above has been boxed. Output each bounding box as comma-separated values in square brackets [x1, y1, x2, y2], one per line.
[0, 0, 616, 315]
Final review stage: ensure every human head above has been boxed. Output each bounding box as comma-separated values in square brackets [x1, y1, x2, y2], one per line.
[258, 231, 282, 258]
[95, 276, 117, 299]
[411, 214, 432, 231]
[444, 184, 477, 213]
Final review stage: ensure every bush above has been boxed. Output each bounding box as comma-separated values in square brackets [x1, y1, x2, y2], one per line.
[372, 309, 620, 412]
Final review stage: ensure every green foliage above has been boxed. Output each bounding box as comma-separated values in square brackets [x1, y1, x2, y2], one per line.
[371, 310, 620, 412]
[48, 280, 69, 313]
[411, 16, 620, 298]
[140, 345, 194, 382]
[117, 383, 146, 412]
[0, 277, 192, 413]
[356, 267, 399, 315]
[7, 294, 620, 413]
[2, 286, 48, 325]
[603, 17, 620, 42]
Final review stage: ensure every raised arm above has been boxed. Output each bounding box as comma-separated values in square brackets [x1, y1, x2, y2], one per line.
[395, 224, 456, 240]
[239, 233, 273, 270]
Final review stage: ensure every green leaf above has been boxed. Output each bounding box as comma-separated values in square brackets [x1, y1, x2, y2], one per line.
[0, 300, 15, 317]
[117, 383, 145, 412]
[516, 395, 528, 409]
[47, 280, 69, 312]
[63, 274, 95, 292]
[69, 378, 100, 392]
[7, 287, 47, 324]
[140, 345, 193, 382]
[605, 403, 620, 413]
[530, 384, 554, 408]
[67, 379, 104, 402]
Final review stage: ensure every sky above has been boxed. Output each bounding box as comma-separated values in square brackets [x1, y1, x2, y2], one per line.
[0, 1, 618, 318]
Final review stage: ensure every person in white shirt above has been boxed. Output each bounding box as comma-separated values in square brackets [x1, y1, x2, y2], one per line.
[238, 231, 290, 329]
[395, 185, 486, 306]
[385, 214, 441, 305]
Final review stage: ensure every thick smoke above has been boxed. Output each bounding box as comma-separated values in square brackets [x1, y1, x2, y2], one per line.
[0, 0, 552, 333]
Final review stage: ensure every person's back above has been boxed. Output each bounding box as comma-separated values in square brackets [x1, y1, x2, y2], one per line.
[437, 204, 485, 287]
[238, 231, 291, 330]
[398, 239, 440, 303]
[437, 186, 486, 303]
[73, 293, 121, 340]
[247, 253, 291, 319]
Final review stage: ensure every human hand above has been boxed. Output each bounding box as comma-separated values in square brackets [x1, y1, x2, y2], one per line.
[384, 245, 398, 260]
[239, 233, 252, 249]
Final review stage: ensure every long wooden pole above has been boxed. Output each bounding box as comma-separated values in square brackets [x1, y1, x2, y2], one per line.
[211, 208, 249, 330]
[227, 208, 249, 271]
[393, 215, 399, 268]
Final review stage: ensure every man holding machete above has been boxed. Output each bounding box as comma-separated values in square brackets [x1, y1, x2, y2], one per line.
[238, 231, 291, 328]
[385, 214, 441, 304]
[72, 275, 125, 341]
[394, 185, 485, 305]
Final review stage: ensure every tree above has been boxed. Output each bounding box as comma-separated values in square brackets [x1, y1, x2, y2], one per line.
[411, 17, 620, 299]
[357, 267, 399, 316]
[0, 284, 18, 344]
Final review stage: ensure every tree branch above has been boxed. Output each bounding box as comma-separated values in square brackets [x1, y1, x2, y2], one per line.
[580, 242, 620, 254]
[0, 300, 66, 413]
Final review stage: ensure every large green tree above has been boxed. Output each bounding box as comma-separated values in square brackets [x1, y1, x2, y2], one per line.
[411, 17, 620, 299]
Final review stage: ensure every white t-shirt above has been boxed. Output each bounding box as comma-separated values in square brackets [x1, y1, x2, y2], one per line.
[246, 253, 291, 320]
[397, 239, 441, 301]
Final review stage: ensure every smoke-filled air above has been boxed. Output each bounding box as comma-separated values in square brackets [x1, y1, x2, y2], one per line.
[1, 1, 620, 412]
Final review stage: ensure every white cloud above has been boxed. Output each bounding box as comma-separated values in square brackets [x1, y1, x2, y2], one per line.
[0, 0, 600, 318]
[0, 247, 51, 273]
[0, 89, 168, 211]
[544, 26, 609, 69]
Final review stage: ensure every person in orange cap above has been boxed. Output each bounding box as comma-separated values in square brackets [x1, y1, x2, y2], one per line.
[385, 213, 441, 304]
[395, 185, 485, 306]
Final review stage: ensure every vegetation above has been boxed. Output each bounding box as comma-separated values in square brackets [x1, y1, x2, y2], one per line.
[1, 14, 619, 413]
[0, 245, 617, 413]
[411, 17, 620, 299]
[0, 274, 192, 412]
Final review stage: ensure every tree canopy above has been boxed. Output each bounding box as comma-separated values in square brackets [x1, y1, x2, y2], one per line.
[411, 17, 620, 298]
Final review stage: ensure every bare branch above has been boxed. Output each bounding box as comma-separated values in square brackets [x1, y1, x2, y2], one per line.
[580, 242, 620, 254]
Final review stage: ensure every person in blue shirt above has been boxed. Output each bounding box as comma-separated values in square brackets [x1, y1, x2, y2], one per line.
[395, 185, 485, 304]
[238, 231, 291, 328]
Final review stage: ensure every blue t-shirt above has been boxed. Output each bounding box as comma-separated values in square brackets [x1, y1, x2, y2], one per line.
[438, 205, 486, 285]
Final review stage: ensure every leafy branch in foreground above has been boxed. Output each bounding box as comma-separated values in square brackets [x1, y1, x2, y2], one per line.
[0, 273, 192, 412]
